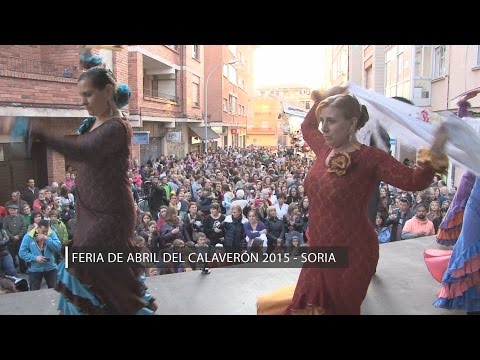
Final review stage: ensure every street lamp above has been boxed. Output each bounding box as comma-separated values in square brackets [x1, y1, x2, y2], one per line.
[204, 58, 239, 153]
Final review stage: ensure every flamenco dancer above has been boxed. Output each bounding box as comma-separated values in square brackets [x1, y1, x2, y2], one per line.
[257, 87, 448, 315]
[31, 47, 157, 314]
[430, 89, 480, 314]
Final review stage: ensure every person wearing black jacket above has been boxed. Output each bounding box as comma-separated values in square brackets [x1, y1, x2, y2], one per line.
[21, 179, 39, 209]
[264, 206, 285, 254]
[219, 205, 247, 254]
[385, 197, 414, 242]
[149, 176, 167, 221]
[203, 203, 225, 247]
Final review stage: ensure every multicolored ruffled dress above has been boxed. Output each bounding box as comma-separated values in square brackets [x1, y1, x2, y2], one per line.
[436, 171, 475, 246]
[433, 176, 480, 312]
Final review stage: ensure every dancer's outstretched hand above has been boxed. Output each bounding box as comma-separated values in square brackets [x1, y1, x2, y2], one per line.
[463, 89, 480, 101]
[0, 118, 13, 136]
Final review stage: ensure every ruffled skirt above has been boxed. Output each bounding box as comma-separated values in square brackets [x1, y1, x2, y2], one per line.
[434, 176, 480, 312]
[436, 171, 476, 246]
[56, 261, 156, 315]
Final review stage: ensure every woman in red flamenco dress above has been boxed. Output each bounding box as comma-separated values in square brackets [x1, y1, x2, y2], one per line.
[278, 91, 448, 315]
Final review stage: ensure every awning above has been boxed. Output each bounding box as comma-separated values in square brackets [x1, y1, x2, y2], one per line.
[189, 126, 220, 140]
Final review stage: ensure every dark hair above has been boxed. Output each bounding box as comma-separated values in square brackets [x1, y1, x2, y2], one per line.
[376, 213, 388, 227]
[38, 219, 50, 228]
[416, 203, 427, 211]
[78, 67, 130, 109]
[30, 211, 42, 224]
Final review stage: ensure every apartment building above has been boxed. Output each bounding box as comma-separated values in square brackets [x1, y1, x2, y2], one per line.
[0, 45, 127, 201]
[252, 86, 311, 148]
[257, 86, 312, 111]
[430, 45, 480, 186]
[127, 45, 204, 158]
[204, 45, 256, 149]
[323, 45, 363, 88]
[362, 45, 480, 188]
[362, 45, 385, 93]
[250, 95, 285, 148]
[0, 45, 211, 201]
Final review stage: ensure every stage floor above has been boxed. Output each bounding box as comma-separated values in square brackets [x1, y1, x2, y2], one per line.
[0, 236, 464, 315]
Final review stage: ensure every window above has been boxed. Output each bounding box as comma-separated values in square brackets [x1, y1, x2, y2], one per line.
[423, 47, 431, 77]
[412, 46, 432, 100]
[414, 47, 422, 77]
[333, 54, 343, 79]
[433, 45, 446, 78]
[365, 65, 373, 89]
[192, 76, 200, 106]
[227, 64, 237, 85]
[229, 94, 237, 114]
[228, 45, 237, 55]
[223, 98, 228, 112]
[384, 45, 410, 99]
[144, 69, 177, 102]
[305, 101, 310, 110]
[397, 52, 404, 82]
[192, 45, 200, 60]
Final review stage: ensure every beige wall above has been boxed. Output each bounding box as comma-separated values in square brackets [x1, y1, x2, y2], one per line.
[322, 46, 333, 89]
[439, 45, 480, 112]
[348, 45, 363, 85]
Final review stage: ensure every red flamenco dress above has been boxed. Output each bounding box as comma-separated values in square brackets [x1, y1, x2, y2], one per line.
[257, 101, 441, 315]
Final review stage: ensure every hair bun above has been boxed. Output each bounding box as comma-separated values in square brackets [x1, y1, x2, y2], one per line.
[79, 49, 104, 70]
[357, 104, 369, 130]
[114, 83, 131, 109]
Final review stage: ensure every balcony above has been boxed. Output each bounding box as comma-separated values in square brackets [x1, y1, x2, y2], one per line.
[143, 88, 177, 103]
[0, 56, 81, 79]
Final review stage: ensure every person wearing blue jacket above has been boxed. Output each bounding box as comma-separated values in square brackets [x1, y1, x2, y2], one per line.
[19, 219, 61, 290]
[375, 214, 391, 244]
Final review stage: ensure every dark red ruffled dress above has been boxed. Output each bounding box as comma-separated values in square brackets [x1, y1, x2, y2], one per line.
[285, 103, 435, 315]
